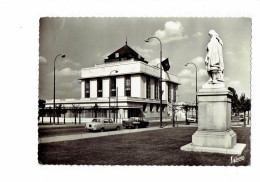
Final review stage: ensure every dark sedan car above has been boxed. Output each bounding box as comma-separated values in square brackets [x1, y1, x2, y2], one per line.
[122, 117, 149, 129]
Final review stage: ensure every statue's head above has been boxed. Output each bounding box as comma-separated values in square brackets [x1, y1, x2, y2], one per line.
[208, 30, 223, 45]
[208, 30, 219, 37]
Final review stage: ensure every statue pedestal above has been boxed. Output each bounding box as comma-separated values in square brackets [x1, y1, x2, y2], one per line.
[181, 84, 246, 155]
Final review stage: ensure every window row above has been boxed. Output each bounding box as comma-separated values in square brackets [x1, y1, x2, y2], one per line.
[85, 76, 177, 101]
[84, 75, 131, 98]
[143, 103, 166, 112]
[146, 76, 159, 100]
[146, 76, 176, 102]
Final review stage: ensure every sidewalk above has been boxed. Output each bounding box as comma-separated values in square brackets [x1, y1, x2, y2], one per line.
[38, 122, 250, 144]
[39, 125, 176, 144]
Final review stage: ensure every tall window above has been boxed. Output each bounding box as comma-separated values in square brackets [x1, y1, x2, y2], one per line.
[156, 104, 159, 112]
[97, 78, 102, 97]
[85, 79, 90, 98]
[143, 104, 147, 112]
[110, 77, 116, 97]
[162, 104, 166, 112]
[168, 83, 171, 102]
[150, 104, 154, 112]
[125, 75, 131, 96]
[154, 79, 158, 100]
[146, 76, 150, 99]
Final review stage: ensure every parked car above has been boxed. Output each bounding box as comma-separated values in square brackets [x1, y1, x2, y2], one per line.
[122, 117, 149, 129]
[85, 118, 121, 132]
[187, 116, 197, 123]
[239, 115, 244, 121]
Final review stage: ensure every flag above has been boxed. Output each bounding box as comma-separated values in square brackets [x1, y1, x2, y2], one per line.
[162, 58, 170, 71]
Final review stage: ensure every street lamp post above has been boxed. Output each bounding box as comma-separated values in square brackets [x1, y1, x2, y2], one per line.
[185, 62, 198, 123]
[145, 37, 163, 128]
[109, 70, 118, 119]
[53, 54, 66, 125]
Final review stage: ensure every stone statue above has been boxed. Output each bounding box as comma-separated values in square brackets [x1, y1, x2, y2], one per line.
[205, 30, 224, 84]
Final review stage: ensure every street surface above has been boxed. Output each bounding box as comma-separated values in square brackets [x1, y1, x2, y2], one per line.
[38, 120, 249, 144]
[39, 125, 86, 137]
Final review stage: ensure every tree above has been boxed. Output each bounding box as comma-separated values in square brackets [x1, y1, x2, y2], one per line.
[47, 107, 53, 124]
[60, 106, 67, 124]
[77, 107, 84, 124]
[38, 99, 46, 124]
[56, 104, 62, 125]
[245, 98, 251, 125]
[39, 108, 46, 124]
[238, 93, 250, 127]
[171, 102, 180, 127]
[182, 104, 191, 125]
[71, 104, 79, 124]
[228, 87, 239, 114]
[38, 99, 46, 108]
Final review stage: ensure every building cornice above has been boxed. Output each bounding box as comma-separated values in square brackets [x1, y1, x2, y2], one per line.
[80, 60, 180, 84]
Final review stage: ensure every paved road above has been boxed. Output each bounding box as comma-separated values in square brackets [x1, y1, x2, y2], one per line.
[39, 126, 87, 137]
[38, 121, 194, 138]
[38, 121, 250, 144]
[38, 120, 179, 137]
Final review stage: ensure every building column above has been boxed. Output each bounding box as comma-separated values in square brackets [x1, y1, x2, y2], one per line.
[81, 81, 85, 98]
[118, 109, 123, 119]
[124, 109, 128, 119]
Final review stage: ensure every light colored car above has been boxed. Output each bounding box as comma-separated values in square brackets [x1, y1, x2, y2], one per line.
[85, 118, 121, 132]
[187, 116, 196, 123]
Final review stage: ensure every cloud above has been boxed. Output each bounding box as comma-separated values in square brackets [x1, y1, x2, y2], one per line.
[178, 68, 192, 77]
[190, 56, 204, 65]
[148, 57, 166, 67]
[228, 80, 241, 88]
[97, 52, 111, 59]
[198, 68, 208, 77]
[226, 79, 250, 98]
[184, 56, 206, 77]
[225, 51, 234, 55]
[151, 21, 187, 44]
[56, 68, 80, 77]
[62, 58, 81, 67]
[177, 56, 210, 97]
[179, 77, 192, 85]
[39, 56, 47, 64]
[192, 32, 202, 37]
[133, 46, 153, 59]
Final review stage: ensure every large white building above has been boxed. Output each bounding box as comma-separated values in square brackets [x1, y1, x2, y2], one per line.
[44, 42, 180, 123]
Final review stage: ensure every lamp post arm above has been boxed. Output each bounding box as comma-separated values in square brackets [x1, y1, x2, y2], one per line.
[186, 62, 197, 92]
[145, 36, 162, 128]
[53, 54, 65, 125]
[54, 54, 62, 63]
[147, 36, 161, 45]
[109, 70, 118, 119]
[185, 62, 198, 123]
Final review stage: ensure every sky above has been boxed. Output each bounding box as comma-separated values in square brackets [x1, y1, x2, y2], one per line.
[39, 18, 251, 103]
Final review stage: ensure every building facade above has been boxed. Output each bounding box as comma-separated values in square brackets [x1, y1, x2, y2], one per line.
[44, 42, 180, 123]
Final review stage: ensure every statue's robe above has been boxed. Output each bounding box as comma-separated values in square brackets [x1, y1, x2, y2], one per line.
[205, 37, 224, 72]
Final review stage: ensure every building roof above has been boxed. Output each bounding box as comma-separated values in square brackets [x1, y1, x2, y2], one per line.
[104, 41, 148, 64]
